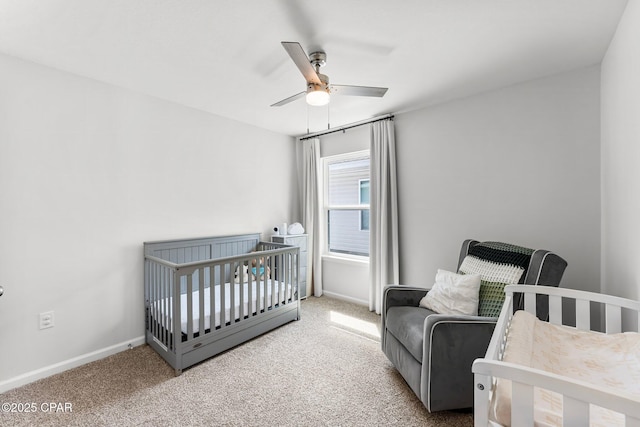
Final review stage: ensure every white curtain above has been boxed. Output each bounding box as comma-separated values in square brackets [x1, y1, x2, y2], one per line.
[369, 120, 399, 313]
[302, 138, 324, 297]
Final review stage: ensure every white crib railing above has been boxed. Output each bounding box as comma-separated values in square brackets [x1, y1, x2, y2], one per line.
[473, 285, 640, 427]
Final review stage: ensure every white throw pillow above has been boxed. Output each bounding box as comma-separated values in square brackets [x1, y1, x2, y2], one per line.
[419, 269, 482, 316]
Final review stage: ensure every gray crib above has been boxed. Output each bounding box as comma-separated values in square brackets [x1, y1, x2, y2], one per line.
[144, 233, 300, 374]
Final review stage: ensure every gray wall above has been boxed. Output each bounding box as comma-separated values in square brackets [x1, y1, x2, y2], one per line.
[0, 53, 297, 388]
[395, 66, 601, 293]
[601, 0, 640, 301]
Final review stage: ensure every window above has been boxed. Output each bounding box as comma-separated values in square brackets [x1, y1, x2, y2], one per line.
[324, 151, 370, 257]
[359, 179, 370, 231]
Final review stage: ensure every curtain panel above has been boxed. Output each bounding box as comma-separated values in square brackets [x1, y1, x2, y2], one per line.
[369, 120, 400, 313]
[302, 138, 324, 297]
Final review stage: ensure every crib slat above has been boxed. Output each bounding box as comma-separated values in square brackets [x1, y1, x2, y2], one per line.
[253, 256, 259, 314]
[159, 264, 165, 339]
[285, 253, 289, 302]
[549, 295, 562, 325]
[511, 382, 534, 426]
[260, 257, 266, 313]
[291, 252, 295, 301]
[239, 263, 245, 319]
[198, 267, 205, 336]
[263, 259, 268, 313]
[230, 262, 236, 323]
[606, 304, 622, 334]
[279, 253, 284, 304]
[274, 254, 279, 305]
[186, 273, 193, 340]
[286, 252, 291, 301]
[524, 292, 536, 315]
[158, 264, 164, 344]
[285, 252, 290, 302]
[576, 299, 590, 330]
[214, 265, 217, 332]
[157, 264, 162, 340]
[270, 254, 275, 308]
[294, 251, 298, 300]
[166, 268, 172, 350]
[157, 264, 162, 338]
[562, 396, 589, 426]
[219, 265, 225, 326]
[273, 254, 279, 304]
[247, 262, 253, 316]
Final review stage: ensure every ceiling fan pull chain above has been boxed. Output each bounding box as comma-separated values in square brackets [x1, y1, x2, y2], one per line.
[327, 103, 331, 130]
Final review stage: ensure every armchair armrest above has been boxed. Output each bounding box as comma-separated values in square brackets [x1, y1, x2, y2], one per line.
[381, 285, 429, 350]
[421, 314, 497, 412]
[383, 285, 429, 312]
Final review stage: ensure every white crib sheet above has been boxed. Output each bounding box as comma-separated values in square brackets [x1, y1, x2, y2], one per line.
[154, 280, 292, 335]
[492, 310, 640, 427]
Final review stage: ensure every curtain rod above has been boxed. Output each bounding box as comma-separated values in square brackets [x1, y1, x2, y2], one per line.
[298, 114, 394, 141]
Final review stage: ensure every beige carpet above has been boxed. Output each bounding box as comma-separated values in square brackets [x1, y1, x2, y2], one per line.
[0, 296, 473, 426]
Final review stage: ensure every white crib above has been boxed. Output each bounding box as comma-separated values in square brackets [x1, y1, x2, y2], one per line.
[473, 284, 640, 427]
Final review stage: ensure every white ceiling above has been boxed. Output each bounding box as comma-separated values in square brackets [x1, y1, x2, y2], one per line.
[0, 0, 629, 136]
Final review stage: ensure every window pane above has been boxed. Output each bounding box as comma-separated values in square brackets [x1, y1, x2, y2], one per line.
[328, 158, 370, 206]
[359, 179, 370, 231]
[359, 180, 369, 204]
[328, 210, 369, 256]
[360, 210, 369, 231]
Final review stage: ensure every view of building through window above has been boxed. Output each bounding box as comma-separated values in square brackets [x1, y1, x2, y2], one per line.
[359, 179, 370, 231]
[325, 152, 370, 256]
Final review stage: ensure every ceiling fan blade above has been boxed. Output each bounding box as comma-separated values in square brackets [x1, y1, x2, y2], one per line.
[330, 84, 388, 97]
[281, 41, 321, 85]
[271, 91, 306, 107]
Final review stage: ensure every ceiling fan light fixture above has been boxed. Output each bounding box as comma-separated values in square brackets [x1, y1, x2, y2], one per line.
[271, 42, 387, 108]
[306, 88, 330, 106]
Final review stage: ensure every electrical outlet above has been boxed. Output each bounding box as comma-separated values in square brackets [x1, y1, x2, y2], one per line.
[39, 311, 55, 330]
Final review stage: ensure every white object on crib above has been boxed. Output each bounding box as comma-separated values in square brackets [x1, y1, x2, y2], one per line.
[281, 223, 287, 235]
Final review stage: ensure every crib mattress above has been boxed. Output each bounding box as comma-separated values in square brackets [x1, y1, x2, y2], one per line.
[154, 280, 292, 335]
[492, 310, 640, 427]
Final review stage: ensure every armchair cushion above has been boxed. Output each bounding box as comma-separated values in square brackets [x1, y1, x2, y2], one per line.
[386, 306, 437, 361]
[419, 269, 481, 316]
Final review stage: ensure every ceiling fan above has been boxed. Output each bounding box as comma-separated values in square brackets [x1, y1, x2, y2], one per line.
[271, 41, 388, 107]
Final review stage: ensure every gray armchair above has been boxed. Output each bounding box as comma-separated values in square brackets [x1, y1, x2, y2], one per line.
[381, 239, 567, 412]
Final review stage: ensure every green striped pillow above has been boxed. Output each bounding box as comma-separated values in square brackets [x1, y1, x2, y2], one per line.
[477, 281, 507, 317]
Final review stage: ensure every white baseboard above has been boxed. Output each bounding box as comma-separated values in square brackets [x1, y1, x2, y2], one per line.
[321, 290, 368, 307]
[0, 336, 146, 394]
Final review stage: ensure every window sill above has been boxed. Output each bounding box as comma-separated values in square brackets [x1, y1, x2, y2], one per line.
[322, 253, 370, 266]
